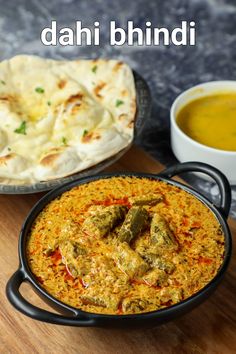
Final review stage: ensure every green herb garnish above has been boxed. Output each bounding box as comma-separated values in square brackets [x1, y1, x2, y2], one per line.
[115, 99, 124, 107]
[35, 87, 45, 94]
[83, 129, 88, 137]
[14, 121, 27, 135]
[1, 80, 6, 85]
[91, 65, 98, 74]
[7, 147, 11, 151]
[62, 136, 67, 145]
[47, 100, 51, 106]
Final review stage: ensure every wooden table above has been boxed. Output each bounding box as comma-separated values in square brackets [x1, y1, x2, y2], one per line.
[1, 146, 236, 354]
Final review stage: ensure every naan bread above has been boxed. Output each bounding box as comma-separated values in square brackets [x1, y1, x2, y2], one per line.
[0, 55, 136, 184]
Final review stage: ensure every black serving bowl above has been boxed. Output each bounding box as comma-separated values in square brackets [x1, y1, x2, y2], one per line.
[6, 162, 232, 328]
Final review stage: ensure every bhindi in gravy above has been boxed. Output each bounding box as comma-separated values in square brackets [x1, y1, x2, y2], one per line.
[27, 176, 224, 315]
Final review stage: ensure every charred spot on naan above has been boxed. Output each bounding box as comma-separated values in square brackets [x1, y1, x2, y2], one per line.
[131, 98, 136, 112]
[57, 92, 84, 114]
[71, 103, 82, 114]
[0, 95, 18, 112]
[37, 147, 82, 180]
[0, 154, 13, 165]
[121, 89, 128, 97]
[129, 98, 137, 124]
[128, 119, 135, 129]
[118, 113, 128, 122]
[0, 153, 29, 173]
[58, 79, 67, 89]
[81, 131, 101, 143]
[39, 147, 68, 167]
[65, 92, 84, 105]
[113, 61, 124, 72]
[40, 152, 61, 167]
[94, 82, 106, 98]
[118, 100, 136, 128]
[0, 95, 13, 102]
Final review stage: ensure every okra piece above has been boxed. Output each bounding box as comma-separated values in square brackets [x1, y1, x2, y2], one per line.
[80, 293, 120, 310]
[66, 263, 78, 277]
[59, 240, 87, 258]
[160, 287, 183, 304]
[141, 252, 175, 274]
[122, 297, 149, 313]
[118, 206, 149, 243]
[82, 205, 127, 238]
[150, 213, 177, 249]
[113, 242, 149, 278]
[59, 240, 89, 277]
[43, 220, 80, 255]
[129, 193, 163, 206]
[80, 295, 106, 308]
[142, 268, 167, 287]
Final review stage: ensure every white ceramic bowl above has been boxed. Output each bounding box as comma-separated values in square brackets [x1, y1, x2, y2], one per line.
[170, 81, 236, 184]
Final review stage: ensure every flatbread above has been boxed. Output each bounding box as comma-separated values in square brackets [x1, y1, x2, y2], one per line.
[0, 55, 136, 184]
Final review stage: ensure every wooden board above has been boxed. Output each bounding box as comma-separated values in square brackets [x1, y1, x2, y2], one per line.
[0, 146, 235, 354]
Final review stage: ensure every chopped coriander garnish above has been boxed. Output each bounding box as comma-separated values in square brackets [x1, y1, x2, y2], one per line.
[0, 80, 6, 85]
[35, 87, 45, 94]
[62, 136, 67, 145]
[7, 147, 11, 151]
[47, 100, 51, 106]
[83, 129, 88, 137]
[115, 99, 124, 107]
[14, 121, 27, 135]
[91, 65, 98, 74]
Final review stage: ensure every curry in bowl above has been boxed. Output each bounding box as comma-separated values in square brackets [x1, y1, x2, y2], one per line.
[27, 176, 224, 315]
[176, 92, 236, 152]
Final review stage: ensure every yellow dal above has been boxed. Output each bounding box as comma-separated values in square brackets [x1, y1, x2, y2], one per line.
[177, 93, 236, 151]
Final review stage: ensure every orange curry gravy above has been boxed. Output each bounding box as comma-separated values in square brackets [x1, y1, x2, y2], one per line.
[27, 177, 224, 314]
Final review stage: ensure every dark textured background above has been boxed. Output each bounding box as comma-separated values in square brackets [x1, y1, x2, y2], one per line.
[0, 0, 235, 217]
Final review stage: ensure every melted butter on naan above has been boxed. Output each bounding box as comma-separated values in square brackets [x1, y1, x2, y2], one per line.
[0, 55, 136, 184]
